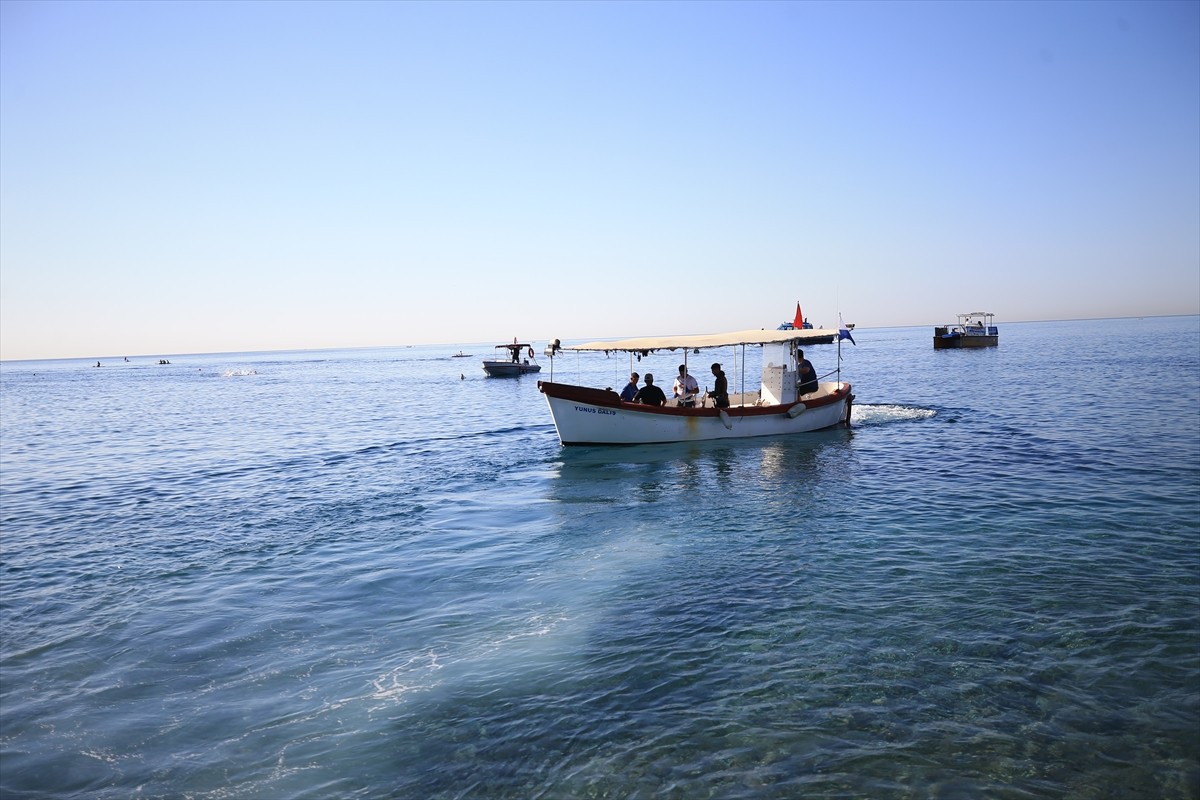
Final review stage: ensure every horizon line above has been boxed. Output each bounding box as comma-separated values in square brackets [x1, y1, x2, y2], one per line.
[2, 313, 1196, 365]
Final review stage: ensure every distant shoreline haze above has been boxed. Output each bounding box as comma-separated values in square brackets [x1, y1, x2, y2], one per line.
[2, 314, 1197, 364]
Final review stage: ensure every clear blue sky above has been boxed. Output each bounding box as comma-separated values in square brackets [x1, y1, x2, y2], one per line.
[1, 0, 1197, 360]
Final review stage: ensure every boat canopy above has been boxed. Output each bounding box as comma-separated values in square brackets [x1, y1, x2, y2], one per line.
[562, 327, 840, 354]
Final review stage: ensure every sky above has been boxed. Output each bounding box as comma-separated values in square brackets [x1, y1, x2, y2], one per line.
[1, 0, 1197, 361]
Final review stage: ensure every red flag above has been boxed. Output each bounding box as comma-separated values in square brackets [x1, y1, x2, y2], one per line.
[793, 303, 804, 329]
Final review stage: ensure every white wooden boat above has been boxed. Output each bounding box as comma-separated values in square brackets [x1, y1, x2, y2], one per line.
[538, 327, 853, 445]
[482, 341, 542, 376]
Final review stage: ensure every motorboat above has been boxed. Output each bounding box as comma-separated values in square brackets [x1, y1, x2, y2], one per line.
[538, 327, 853, 445]
[482, 340, 542, 377]
[775, 323, 834, 343]
[451, 351, 472, 358]
[775, 301, 834, 342]
[934, 312, 999, 349]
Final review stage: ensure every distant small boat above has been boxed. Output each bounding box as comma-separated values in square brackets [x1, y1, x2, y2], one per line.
[776, 301, 834, 342]
[451, 351, 472, 358]
[776, 321, 834, 342]
[482, 340, 542, 377]
[934, 312, 999, 349]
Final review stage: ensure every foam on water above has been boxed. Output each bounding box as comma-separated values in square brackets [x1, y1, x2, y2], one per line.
[848, 403, 937, 425]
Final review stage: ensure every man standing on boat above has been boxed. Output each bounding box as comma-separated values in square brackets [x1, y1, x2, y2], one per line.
[672, 364, 699, 407]
[709, 363, 729, 408]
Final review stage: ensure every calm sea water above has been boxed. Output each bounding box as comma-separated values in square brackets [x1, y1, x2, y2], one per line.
[2, 316, 1198, 800]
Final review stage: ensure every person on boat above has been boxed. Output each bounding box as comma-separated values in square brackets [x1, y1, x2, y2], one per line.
[672, 364, 699, 407]
[619, 372, 640, 402]
[796, 350, 818, 395]
[633, 374, 666, 406]
[708, 363, 729, 408]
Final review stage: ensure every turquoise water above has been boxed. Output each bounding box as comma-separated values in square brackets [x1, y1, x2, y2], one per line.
[2, 316, 1197, 799]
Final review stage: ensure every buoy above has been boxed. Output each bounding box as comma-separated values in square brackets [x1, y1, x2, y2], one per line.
[718, 409, 733, 429]
[787, 403, 807, 418]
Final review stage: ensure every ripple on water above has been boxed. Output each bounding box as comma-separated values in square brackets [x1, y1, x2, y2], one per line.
[1, 320, 1197, 799]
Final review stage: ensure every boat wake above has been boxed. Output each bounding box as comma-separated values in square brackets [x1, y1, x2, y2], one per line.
[369, 650, 445, 708]
[221, 369, 259, 377]
[852, 403, 936, 425]
[366, 609, 579, 711]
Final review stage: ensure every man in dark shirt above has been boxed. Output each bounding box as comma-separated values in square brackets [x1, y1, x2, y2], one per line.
[632, 373, 667, 406]
[797, 349, 818, 395]
[619, 372, 640, 402]
[709, 363, 729, 408]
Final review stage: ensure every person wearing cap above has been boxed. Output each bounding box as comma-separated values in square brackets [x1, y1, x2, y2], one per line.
[672, 364, 699, 407]
[633, 374, 666, 406]
[709, 363, 729, 408]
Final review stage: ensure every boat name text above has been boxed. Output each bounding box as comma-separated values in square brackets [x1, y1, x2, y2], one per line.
[573, 405, 616, 416]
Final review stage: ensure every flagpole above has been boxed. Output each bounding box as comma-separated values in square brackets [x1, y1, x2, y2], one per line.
[835, 312, 855, 385]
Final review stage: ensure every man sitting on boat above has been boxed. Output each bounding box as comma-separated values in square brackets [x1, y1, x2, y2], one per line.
[633, 374, 666, 406]
[797, 350, 818, 395]
[619, 372, 640, 402]
[672, 364, 699, 407]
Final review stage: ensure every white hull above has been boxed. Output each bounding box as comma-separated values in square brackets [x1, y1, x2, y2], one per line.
[540, 381, 853, 445]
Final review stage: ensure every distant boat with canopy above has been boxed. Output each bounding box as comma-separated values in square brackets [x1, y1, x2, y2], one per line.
[482, 339, 542, 377]
[934, 312, 999, 349]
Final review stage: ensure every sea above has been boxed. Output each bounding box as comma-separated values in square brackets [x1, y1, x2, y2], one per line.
[1, 316, 1197, 800]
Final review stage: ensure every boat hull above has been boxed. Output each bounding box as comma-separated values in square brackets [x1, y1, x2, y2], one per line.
[482, 360, 542, 377]
[933, 333, 998, 349]
[539, 381, 853, 445]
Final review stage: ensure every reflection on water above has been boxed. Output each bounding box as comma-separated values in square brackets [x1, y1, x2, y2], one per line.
[551, 427, 854, 473]
[548, 429, 856, 508]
